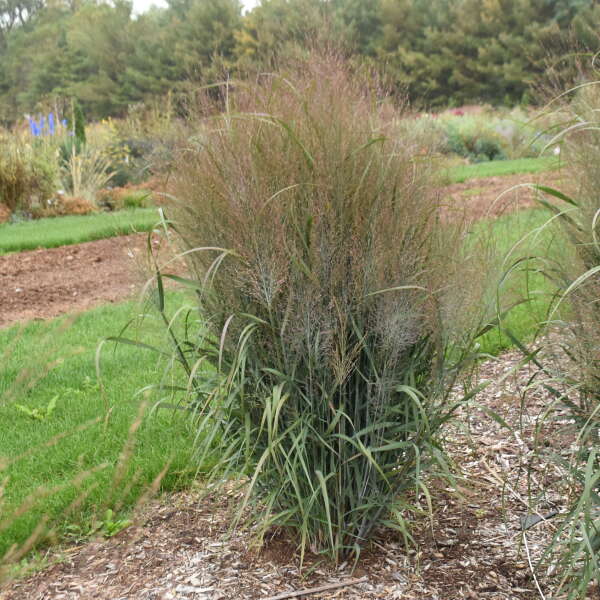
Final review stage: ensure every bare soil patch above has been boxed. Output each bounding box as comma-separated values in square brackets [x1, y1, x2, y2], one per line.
[0, 234, 164, 328]
[442, 171, 565, 221]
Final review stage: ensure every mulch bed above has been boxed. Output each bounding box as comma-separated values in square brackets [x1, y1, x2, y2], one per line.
[0, 345, 571, 600]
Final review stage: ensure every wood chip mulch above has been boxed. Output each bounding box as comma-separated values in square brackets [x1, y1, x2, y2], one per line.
[0, 343, 576, 600]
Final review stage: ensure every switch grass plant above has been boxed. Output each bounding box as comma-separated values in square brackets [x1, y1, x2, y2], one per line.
[157, 57, 493, 562]
[525, 196, 600, 598]
[513, 82, 600, 598]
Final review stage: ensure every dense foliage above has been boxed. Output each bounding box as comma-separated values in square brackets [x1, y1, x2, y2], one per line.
[1, 0, 599, 122]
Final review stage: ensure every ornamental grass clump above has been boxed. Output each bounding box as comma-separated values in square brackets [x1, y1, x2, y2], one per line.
[0, 135, 57, 213]
[523, 82, 600, 597]
[165, 58, 487, 561]
[553, 87, 600, 420]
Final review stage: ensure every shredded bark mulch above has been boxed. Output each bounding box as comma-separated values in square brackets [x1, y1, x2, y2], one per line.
[0, 346, 569, 600]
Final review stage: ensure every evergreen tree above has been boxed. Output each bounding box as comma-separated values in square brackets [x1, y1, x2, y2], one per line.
[169, 0, 241, 81]
[0, 0, 598, 122]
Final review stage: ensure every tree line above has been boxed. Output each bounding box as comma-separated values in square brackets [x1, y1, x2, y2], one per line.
[1, 0, 599, 123]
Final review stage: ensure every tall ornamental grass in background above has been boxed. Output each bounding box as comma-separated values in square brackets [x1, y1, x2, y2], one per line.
[162, 58, 489, 561]
[528, 82, 600, 598]
[0, 134, 57, 213]
[61, 145, 114, 204]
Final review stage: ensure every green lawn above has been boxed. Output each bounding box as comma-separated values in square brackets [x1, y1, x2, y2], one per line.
[476, 207, 561, 355]
[446, 156, 560, 184]
[0, 291, 206, 562]
[0, 208, 160, 254]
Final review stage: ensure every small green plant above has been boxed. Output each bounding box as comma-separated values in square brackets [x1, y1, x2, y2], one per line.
[93, 509, 133, 538]
[14, 395, 58, 421]
[64, 509, 132, 542]
[121, 190, 151, 209]
[99, 509, 132, 537]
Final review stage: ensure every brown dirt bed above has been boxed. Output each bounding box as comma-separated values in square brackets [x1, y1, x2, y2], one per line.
[0, 171, 565, 330]
[0, 234, 165, 329]
[442, 171, 565, 220]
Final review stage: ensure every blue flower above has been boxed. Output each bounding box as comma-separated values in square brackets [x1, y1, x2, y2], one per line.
[29, 117, 40, 136]
[28, 112, 66, 137]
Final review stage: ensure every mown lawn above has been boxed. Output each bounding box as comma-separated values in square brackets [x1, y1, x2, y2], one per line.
[0, 208, 159, 254]
[0, 290, 206, 561]
[446, 156, 560, 183]
[477, 207, 560, 355]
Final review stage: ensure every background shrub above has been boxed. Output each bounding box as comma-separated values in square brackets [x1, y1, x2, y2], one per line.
[0, 136, 57, 213]
[443, 117, 507, 162]
[96, 187, 153, 211]
[0, 141, 31, 212]
[31, 194, 97, 218]
[398, 108, 556, 165]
